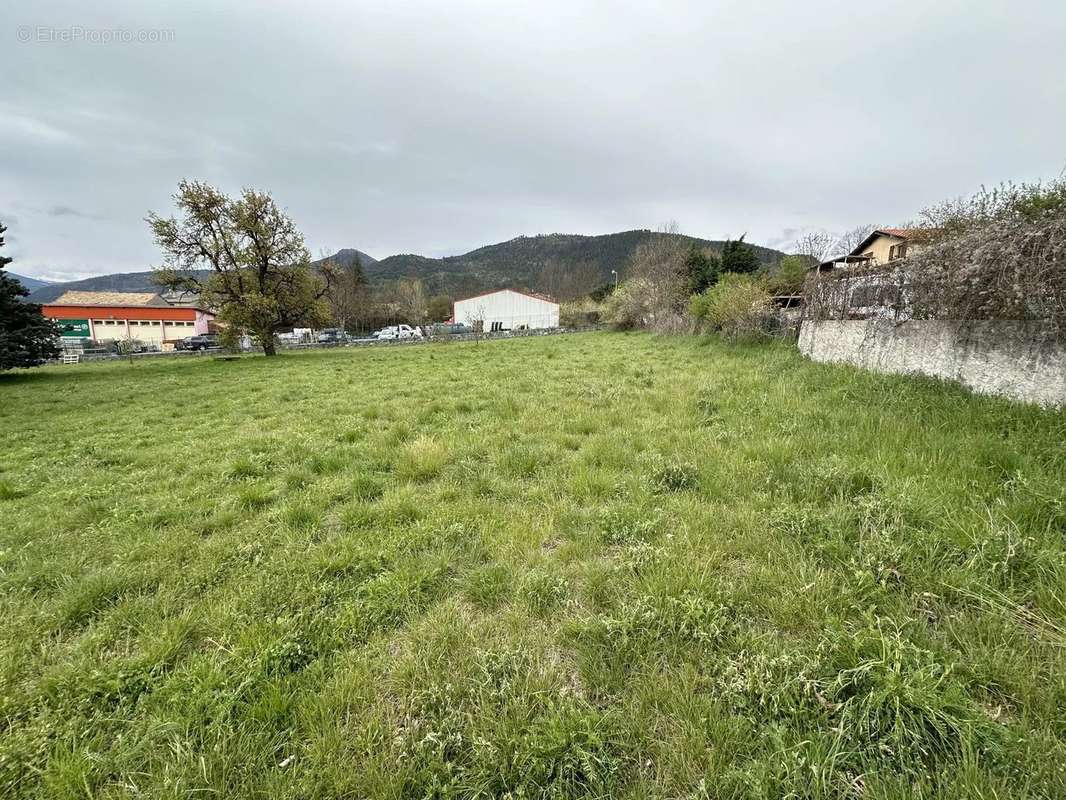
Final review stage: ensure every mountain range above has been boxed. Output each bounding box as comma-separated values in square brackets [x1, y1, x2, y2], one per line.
[8, 273, 54, 293]
[24, 231, 785, 303]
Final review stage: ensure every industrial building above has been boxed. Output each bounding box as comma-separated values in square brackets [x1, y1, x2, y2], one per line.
[452, 289, 559, 332]
[43, 291, 215, 348]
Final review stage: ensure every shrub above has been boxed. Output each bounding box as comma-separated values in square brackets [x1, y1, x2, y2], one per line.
[768, 255, 810, 295]
[560, 298, 602, 327]
[690, 273, 774, 339]
[602, 279, 654, 331]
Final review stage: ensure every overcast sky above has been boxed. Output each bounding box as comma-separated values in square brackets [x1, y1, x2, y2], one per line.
[4, 0, 1065, 281]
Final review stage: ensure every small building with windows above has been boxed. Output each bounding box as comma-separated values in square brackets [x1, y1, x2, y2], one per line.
[452, 289, 559, 332]
[42, 291, 215, 348]
[817, 228, 924, 272]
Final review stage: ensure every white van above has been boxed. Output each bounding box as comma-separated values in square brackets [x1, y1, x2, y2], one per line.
[374, 324, 423, 341]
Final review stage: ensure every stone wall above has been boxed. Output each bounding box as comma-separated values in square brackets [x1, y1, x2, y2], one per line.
[797, 319, 1066, 407]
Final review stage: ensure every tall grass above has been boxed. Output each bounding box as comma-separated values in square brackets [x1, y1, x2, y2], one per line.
[0, 333, 1063, 798]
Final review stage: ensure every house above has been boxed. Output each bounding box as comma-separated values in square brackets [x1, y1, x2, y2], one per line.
[818, 228, 924, 272]
[452, 289, 559, 332]
[43, 291, 215, 348]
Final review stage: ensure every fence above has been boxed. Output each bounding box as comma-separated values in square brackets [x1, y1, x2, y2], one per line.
[49, 325, 603, 365]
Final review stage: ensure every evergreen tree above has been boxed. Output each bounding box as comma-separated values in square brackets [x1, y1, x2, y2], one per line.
[0, 222, 60, 370]
[720, 235, 760, 275]
[683, 245, 721, 294]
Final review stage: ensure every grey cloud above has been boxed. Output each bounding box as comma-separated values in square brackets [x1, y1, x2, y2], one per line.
[4, 0, 1066, 279]
[48, 205, 102, 219]
[765, 228, 802, 249]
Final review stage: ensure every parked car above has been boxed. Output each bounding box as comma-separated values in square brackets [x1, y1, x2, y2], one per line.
[428, 322, 469, 336]
[316, 328, 345, 344]
[373, 324, 423, 341]
[177, 333, 220, 351]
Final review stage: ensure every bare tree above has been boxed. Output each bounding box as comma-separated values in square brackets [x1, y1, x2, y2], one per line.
[327, 252, 370, 333]
[622, 221, 690, 329]
[394, 278, 428, 324]
[536, 258, 601, 301]
[791, 230, 834, 264]
[793, 225, 877, 264]
[837, 224, 878, 256]
[463, 302, 487, 344]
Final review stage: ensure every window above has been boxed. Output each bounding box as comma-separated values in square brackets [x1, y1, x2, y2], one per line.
[150, 321, 160, 326]
[93, 319, 104, 325]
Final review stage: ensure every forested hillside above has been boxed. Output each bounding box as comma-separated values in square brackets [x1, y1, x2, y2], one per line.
[366, 231, 783, 297]
[27, 234, 782, 303]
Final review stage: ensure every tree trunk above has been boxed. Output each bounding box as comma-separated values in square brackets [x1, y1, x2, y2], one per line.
[262, 337, 277, 357]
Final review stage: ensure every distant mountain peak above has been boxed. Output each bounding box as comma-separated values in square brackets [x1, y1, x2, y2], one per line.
[314, 249, 378, 268]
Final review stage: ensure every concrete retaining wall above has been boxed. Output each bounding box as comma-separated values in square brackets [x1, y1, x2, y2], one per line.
[797, 319, 1066, 407]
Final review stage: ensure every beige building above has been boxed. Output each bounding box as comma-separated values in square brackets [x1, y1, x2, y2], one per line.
[819, 228, 923, 272]
[43, 291, 215, 348]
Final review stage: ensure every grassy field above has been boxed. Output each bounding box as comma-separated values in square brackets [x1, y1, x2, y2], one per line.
[1, 332, 1064, 799]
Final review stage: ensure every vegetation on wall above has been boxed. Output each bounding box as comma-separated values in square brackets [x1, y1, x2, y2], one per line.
[807, 178, 1066, 338]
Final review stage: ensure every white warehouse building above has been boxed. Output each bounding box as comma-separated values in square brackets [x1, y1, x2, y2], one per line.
[452, 289, 559, 332]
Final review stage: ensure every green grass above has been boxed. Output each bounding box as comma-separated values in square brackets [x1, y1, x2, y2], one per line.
[1, 332, 1064, 798]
